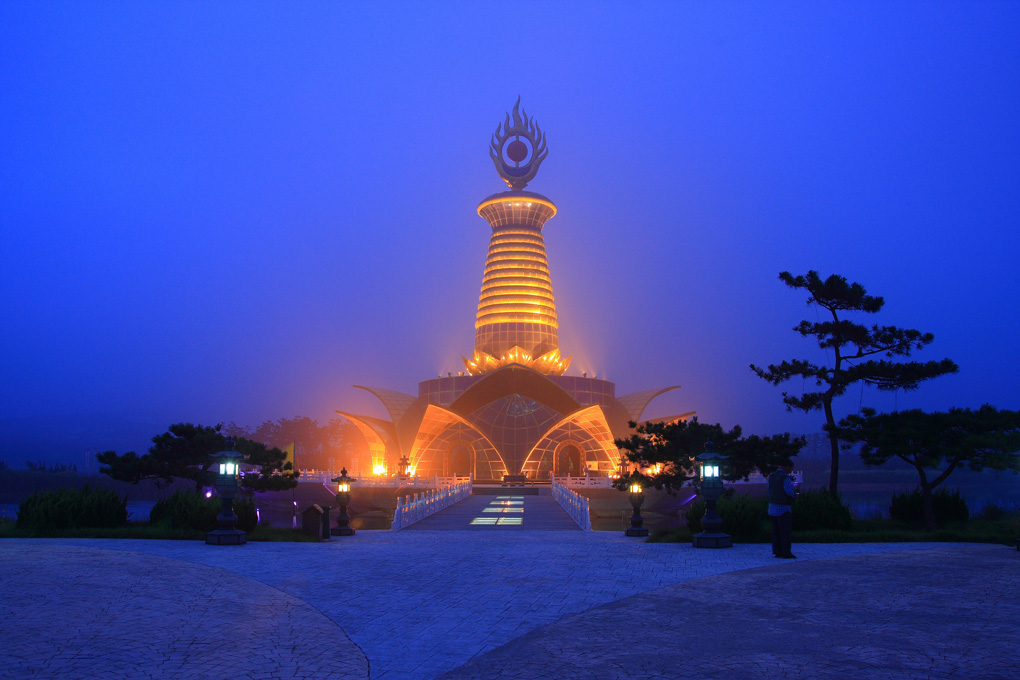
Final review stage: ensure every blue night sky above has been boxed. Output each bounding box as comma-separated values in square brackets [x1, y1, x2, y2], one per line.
[2, 2, 1018, 463]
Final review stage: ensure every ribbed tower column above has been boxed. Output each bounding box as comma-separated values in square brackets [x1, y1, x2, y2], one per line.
[463, 190, 569, 375]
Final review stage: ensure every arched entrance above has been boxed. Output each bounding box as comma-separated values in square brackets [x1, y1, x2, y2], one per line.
[556, 444, 583, 476]
[448, 444, 472, 477]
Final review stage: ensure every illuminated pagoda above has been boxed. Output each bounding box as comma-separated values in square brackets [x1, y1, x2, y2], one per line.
[338, 98, 691, 481]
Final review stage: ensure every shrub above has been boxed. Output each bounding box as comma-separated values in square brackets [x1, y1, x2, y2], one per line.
[234, 494, 258, 533]
[890, 488, 969, 525]
[150, 490, 220, 531]
[685, 490, 852, 536]
[685, 494, 769, 540]
[792, 489, 852, 531]
[977, 503, 1006, 521]
[150, 490, 259, 533]
[1004, 511, 1020, 542]
[684, 500, 703, 531]
[17, 486, 127, 530]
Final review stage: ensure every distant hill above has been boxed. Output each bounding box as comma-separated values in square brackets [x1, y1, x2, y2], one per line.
[0, 414, 164, 470]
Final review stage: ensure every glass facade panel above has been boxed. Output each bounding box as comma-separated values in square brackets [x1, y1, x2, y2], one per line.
[474, 323, 559, 360]
[465, 394, 563, 474]
[408, 404, 508, 481]
[521, 406, 620, 480]
[354, 386, 419, 425]
[552, 376, 617, 407]
[336, 413, 395, 473]
[615, 387, 683, 422]
[418, 376, 480, 406]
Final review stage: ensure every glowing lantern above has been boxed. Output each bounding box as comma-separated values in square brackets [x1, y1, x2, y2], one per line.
[206, 439, 247, 546]
[625, 480, 649, 537]
[330, 468, 355, 537]
[693, 442, 732, 549]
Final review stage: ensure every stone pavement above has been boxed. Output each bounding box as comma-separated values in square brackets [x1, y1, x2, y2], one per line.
[1, 535, 1014, 680]
[0, 543, 368, 680]
[439, 543, 1020, 680]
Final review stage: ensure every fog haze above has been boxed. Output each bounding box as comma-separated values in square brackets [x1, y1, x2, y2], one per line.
[2, 3, 1018, 465]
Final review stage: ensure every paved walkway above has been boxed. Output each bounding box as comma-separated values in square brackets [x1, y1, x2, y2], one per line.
[439, 544, 1019, 680]
[1, 536, 1015, 680]
[406, 493, 579, 530]
[0, 543, 368, 680]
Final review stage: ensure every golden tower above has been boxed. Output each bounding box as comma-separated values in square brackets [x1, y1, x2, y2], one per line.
[464, 98, 570, 376]
[338, 99, 687, 481]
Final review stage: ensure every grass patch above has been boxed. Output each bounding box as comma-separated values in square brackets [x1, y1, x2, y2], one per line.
[17, 486, 127, 531]
[794, 518, 1017, 545]
[647, 516, 1020, 546]
[647, 526, 693, 543]
[0, 520, 315, 542]
[0, 487, 309, 541]
[0, 522, 199, 540]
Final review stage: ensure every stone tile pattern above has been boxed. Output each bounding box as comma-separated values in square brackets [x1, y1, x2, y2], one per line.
[2, 536, 982, 680]
[0, 544, 369, 680]
[439, 544, 1020, 680]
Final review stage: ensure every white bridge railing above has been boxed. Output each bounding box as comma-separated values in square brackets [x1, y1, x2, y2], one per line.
[557, 473, 613, 489]
[359, 474, 471, 488]
[391, 477, 473, 530]
[299, 470, 471, 488]
[551, 476, 592, 531]
[553, 471, 806, 489]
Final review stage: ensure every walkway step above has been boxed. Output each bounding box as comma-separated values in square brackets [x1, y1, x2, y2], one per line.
[472, 486, 541, 495]
[404, 494, 580, 530]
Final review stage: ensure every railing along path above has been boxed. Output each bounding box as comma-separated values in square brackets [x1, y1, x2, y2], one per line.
[554, 470, 805, 489]
[551, 476, 592, 531]
[303, 470, 802, 488]
[300, 470, 470, 487]
[391, 477, 473, 530]
[556, 473, 612, 489]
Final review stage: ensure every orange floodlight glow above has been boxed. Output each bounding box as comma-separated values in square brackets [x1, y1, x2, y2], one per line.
[332, 101, 691, 486]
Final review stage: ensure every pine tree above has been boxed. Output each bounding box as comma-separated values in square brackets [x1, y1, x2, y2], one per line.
[839, 405, 1020, 529]
[97, 423, 298, 493]
[751, 271, 957, 493]
[613, 417, 803, 492]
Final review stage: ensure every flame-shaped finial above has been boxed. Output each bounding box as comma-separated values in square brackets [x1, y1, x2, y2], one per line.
[489, 96, 548, 190]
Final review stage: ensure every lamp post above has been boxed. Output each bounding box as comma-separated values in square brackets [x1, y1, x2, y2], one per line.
[692, 442, 732, 548]
[625, 480, 649, 537]
[206, 439, 247, 546]
[398, 455, 410, 478]
[331, 467, 356, 536]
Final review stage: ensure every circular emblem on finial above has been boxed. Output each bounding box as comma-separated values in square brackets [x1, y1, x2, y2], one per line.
[489, 96, 548, 191]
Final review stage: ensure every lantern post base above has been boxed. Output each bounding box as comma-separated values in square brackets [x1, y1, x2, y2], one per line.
[206, 529, 247, 545]
[331, 504, 355, 536]
[692, 531, 732, 549]
[625, 526, 649, 537]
